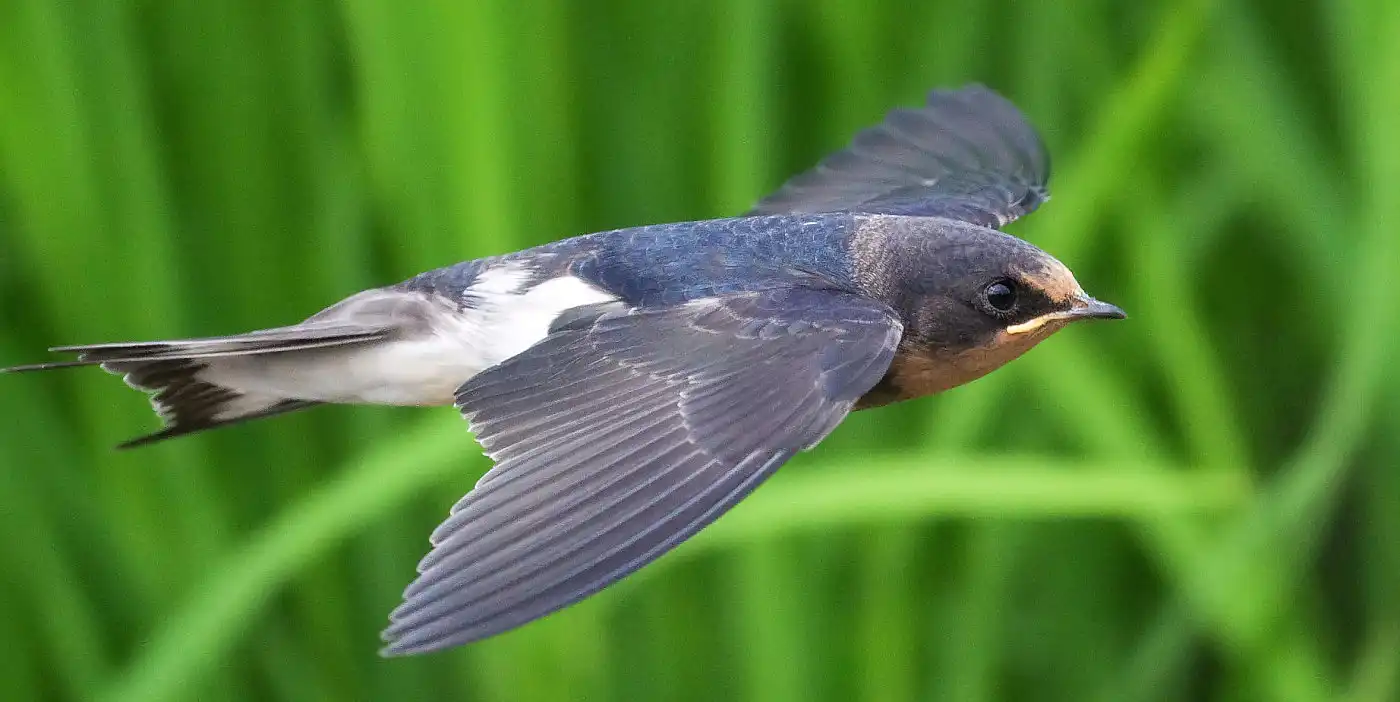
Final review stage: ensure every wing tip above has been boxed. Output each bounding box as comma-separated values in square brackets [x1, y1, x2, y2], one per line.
[377, 638, 413, 658]
[376, 641, 457, 658]
[378, 623, 479, 657]
[378, 638, 420, 658]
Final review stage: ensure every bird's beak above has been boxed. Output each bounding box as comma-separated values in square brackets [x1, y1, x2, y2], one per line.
[1066, 295, 1127, 322]
[1005, 294, 1127, 335]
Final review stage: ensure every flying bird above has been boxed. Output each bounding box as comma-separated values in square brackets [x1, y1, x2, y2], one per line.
[4, 85, 1125, 655]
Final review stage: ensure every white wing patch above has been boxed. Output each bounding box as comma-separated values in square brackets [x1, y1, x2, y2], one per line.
[451, 270, 619, 381]
[199, 266, 619, 407]
[338, 271, 617, 405]
[466, 262, 532, 297]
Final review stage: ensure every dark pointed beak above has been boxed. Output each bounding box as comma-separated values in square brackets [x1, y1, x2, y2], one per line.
[1004, 293, 1127, 335]
[1069, 296, 1127, 321]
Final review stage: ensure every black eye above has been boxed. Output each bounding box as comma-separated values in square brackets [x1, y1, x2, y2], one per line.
[984, 279, 1018, 312]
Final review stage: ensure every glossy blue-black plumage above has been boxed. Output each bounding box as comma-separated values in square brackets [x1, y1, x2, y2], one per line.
[568, 214, 862, 305]
[398, 213, 865, 308]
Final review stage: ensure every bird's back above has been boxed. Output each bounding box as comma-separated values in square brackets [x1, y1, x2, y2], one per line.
[395, 213, 865, 308]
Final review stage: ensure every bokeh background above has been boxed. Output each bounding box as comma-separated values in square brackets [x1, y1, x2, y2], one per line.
[2, 0, 1397, 701]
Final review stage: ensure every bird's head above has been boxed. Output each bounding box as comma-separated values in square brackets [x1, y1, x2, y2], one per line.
[880, 222, 1125, 389]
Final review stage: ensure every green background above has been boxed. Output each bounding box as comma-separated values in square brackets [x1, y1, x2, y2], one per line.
[2, 0, 1397, 700]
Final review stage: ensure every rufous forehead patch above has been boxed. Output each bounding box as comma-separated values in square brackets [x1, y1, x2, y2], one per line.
[1014, 256, 1082, 304]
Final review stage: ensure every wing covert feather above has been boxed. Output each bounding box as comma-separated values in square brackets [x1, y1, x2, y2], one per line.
[381, 288, 901, 654]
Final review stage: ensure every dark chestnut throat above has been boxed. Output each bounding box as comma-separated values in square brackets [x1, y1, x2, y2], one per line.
[855, 328, 1058, 410]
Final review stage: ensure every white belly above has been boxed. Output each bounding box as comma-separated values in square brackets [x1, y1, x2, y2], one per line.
[200, 272, 620, 406]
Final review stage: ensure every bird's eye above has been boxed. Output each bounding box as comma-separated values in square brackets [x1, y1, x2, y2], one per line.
[984, 279, 1018, 312]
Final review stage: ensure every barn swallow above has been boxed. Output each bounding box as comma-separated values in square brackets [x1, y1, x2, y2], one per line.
[4, 85, 1124, 654]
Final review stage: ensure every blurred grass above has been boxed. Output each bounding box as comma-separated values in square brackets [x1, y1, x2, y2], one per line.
[1, 1, 1397, 701]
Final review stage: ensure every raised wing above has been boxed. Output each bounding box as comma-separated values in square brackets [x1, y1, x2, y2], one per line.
[748, 85, 1050, 229]
[381, 288, 902, 654]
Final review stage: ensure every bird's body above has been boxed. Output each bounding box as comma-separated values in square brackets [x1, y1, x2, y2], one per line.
[4, 85, 1125, 654]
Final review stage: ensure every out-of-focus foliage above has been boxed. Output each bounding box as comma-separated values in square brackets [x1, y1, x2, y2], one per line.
[1, 1, 1397, 701]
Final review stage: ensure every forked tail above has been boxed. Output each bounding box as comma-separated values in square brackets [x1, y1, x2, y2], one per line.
[3, 324, 389, 448]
